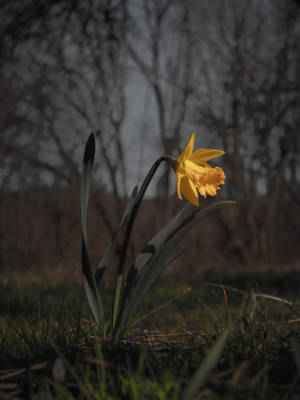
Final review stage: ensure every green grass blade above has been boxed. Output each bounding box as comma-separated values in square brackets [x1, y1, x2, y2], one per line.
[182, 328, 230, 400]
[117, 200, 235, 338]
[81, 133, 105, 330]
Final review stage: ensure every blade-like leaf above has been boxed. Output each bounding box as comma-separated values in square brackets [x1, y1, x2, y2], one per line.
[182, 328, 230, 400]
[95, 186, 138, 286]
[81, 133, 105, 330]
[114, 204, 188, 335]
[117, 200, 235, 338]
[169, 201, 236, 243]
[164, 242, 189, 268]
[82, 239, 100, 324]
[111, 157, 168, 338]
[111, 274, 123, 333]
[82, 277, 100, 325]
[134, 204, 189, 271]
[116, 156, 167, 277]
[81, 133, 95, 243]
[95, 186, 138, 337]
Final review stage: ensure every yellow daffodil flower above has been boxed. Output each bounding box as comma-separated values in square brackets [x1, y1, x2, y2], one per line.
[174, 133, 226, 206]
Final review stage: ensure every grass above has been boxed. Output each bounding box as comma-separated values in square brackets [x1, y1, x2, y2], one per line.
[1, 270, 300, 399]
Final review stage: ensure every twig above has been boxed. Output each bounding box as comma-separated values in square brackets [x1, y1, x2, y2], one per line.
[203, 282, 294, 306]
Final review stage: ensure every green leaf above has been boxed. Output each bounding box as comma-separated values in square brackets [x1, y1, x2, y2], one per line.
[117, 200, 235, 338]
[81, 133, 95, 243]
[182, 328, 230, 400]
[169, 201, 236, 242]
[82, 277, 100, 325]
[116, 157, 167, 277]
[82, 240, 100, 325]
[95, 186, 138, 286]
[94, 186, 138, 338]
[81, 133, 105, 331]
[133, 204, 188, 271]
[114, 204, 188, 335]
[111, 274, 123, 333]
[112, 157, 168, 338]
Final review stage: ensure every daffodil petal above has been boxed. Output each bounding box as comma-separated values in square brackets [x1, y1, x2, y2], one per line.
[185, 133, 195, 158]
[184, 159, 206, 175]
[189, 149, 225, 165]
[177, 133, 195, 165]
[180, 176, 199, 206]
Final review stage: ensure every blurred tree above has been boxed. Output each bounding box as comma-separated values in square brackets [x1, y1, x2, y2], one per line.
[0, 0, 128, 195]
[126, 0, 193, 202]
[0, 0, 130, 269]
[186, 0, 300, 264]
[124, 0, 300, 265]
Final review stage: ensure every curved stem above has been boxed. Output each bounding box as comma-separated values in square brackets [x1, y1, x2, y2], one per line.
[117, 156, 169, 276]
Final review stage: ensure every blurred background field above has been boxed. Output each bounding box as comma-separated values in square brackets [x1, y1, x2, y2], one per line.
[0, 0, 299, 280]
[2, 269, 300, 330]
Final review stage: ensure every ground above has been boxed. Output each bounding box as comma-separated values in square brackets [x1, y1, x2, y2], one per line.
[1, 269, 300, 399]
